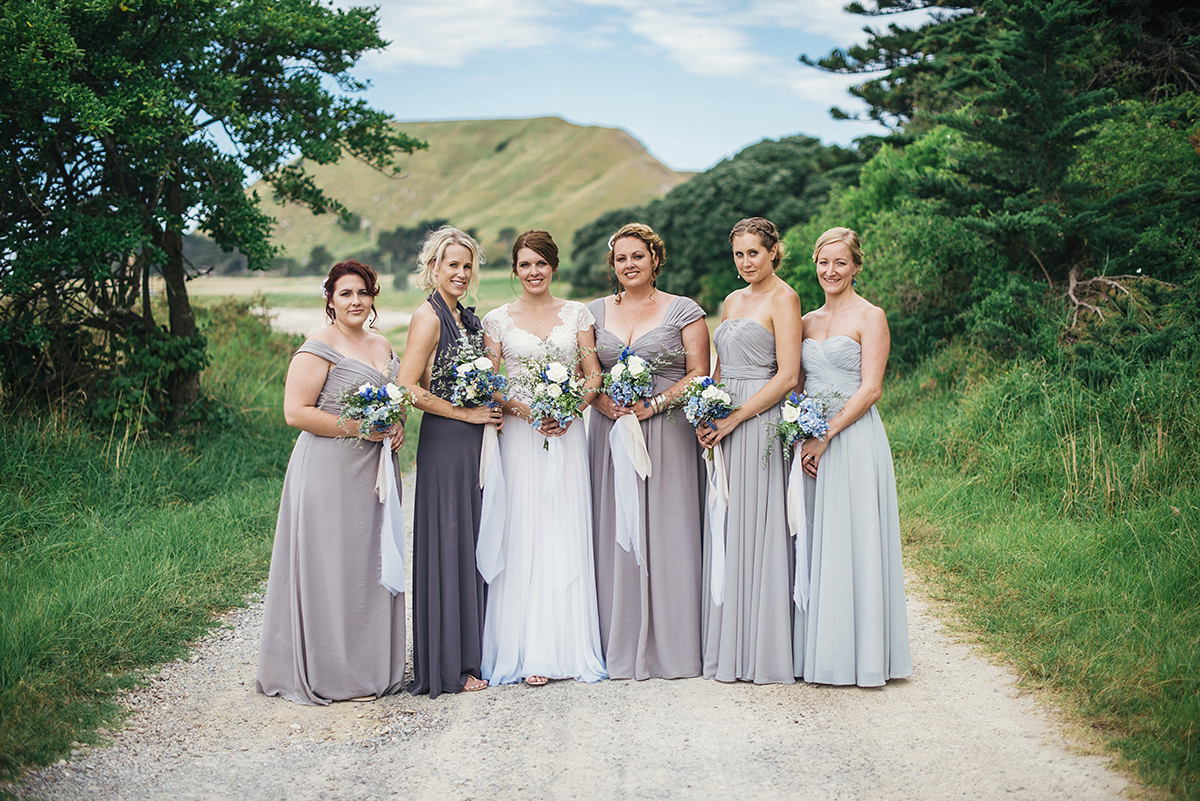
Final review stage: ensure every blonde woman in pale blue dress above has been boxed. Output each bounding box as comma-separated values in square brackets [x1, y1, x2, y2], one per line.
[794, 226, 911, 686]
[697, 217, 802, 684]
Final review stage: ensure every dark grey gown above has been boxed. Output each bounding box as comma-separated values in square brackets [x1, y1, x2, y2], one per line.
[256, 340, 406, 705]
[410, 293, 487, 698]
[794, 336, 912, 686]
[702, 319, 795, 684]
[587, 295, 706, 679]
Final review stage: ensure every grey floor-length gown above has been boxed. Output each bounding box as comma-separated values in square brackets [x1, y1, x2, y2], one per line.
[795, 336, 912, 686]
[256, 340, 407, 705]
[410, 293, 487, 698]
[587, 295, 706, 679]
[702, 319, 795, 684]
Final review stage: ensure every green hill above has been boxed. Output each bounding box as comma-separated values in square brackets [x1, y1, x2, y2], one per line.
[253, 116, 690, 267]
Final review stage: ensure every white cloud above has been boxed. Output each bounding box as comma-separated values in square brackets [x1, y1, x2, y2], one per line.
[362, 0, 557, 68]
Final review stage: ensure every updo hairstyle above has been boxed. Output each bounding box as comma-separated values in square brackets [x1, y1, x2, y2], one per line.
[323, 259, 381, 326]
[414, 225, 485, 296]
[729, 217, 785, 269]
[606, 222, 666, 302]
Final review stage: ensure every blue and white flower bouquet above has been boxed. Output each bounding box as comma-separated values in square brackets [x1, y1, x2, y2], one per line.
[603, 347, 654, 406]
[517, 355, 586, 448]
[444, 331, 507, 408]
[679, 376, 738, 459]
[764, 391, 840, 463]
[330, 381, 412, 439]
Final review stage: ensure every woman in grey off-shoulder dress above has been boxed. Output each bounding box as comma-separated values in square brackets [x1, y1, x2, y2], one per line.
[587, 222, 710, 679]
[257, 260, 406, 705]
[698, 218, 803, 684]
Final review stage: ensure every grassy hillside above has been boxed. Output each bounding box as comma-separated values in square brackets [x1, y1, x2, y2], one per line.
[254, 116, 689, 265]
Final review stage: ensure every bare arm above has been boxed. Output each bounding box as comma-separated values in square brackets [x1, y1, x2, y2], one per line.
[398, 303, 501, 426]
[283, 351, 388, 441]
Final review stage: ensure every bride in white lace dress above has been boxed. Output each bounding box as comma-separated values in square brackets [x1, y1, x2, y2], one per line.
[480, 231, 607, 686]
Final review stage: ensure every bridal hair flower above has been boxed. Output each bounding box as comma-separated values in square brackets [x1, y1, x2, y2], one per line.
[607, 234, 617, 250]
[320, 277, 330, 297]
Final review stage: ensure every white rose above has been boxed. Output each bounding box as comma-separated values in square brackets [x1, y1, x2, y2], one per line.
[473, 356, 493, 371]
[701, 385, 721, 401]
[782, 404, 801, 423]
[547, 384, 563, 399]
[626, 356, 647, 376]
[610, 363, 626, 380]
[545, 362, 569, 383]
[718, 390, 732, 405]
[384, 383, 403, 400]
[466, 385, 478, 399]
[456, 363, 472, 377]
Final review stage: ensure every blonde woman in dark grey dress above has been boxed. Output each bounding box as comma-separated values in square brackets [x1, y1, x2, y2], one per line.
[587, 223, 711, 679]
[398, 227, 503, 699]
[256, 260, 407, 705]
[698, 218, 802, 684]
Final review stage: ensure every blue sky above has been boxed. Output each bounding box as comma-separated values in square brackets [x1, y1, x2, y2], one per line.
[339, 1, 930, 173]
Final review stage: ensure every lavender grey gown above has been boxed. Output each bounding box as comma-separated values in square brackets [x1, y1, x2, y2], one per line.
[702, 319, 795, 684]
[256, 340, 406, 705]
[794, 336, 911, 686]
[410, 293, 487, 698]
[587, 295, 706, 679]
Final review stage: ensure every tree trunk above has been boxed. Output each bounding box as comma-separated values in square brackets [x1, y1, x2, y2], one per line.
[160, 178, 201, 419]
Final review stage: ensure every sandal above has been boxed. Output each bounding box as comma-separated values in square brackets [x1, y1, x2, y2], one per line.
[525, 675, 550, 686]
[462, 675, 488, 693]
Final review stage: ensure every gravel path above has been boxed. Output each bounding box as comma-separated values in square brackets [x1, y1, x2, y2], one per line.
[7, 475, 1135, 801]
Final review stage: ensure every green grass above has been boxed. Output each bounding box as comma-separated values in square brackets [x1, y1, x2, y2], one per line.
[883, 347, 1200, 799]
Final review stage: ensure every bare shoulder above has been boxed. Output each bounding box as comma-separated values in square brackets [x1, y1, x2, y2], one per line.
[859, 297, 888, 326]
[306, 326, 335, 346]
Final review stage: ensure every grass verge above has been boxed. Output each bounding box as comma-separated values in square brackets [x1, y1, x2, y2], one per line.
[884, 346, 1199, 799]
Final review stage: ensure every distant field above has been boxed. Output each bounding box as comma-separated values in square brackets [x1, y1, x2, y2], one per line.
[179, 270, 597, 339]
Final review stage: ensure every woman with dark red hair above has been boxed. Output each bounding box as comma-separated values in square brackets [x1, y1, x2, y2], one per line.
[256, 259, 408, 705]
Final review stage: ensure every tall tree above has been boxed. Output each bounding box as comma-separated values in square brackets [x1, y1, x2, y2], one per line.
[0, 0, 424, 421]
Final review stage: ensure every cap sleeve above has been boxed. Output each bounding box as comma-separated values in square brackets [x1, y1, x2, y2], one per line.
[567, 300, 595, 333]
[664, 296, 705, 330]
[481, 307, 507, 342]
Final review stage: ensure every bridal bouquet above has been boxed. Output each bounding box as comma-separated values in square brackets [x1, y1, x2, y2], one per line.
[764, 391, 840, 462]
[513, 354, 586, 448]
[679, 376, 738, 458]
[441, 331, 507, 408]
[603, 346, 655, 406]
[330, 381, 413, 439]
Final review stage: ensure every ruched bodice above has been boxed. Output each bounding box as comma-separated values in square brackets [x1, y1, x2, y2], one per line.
[300, 340, 398, 417]
[801, 336, 864, 398]
[714, 319, 777, 381]
[590, 295, 701, 386]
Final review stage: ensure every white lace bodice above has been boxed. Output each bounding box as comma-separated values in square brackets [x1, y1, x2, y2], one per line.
[482, 301, 595, 404]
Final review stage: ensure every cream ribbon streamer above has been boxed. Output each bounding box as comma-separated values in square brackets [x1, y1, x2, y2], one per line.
[787, 454, 810, 611]
[704, 443, 729, 606]
[374, 442, 407, 596]
[475, 424, 506, 584]
[609, 413, 652, 570]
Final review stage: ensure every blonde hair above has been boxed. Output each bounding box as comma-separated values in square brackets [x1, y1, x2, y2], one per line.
[414, 226, 485, 296]
[730, 217, 785, 269]
[811, 227, 863, 268]
[606, 222, 666, 301]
